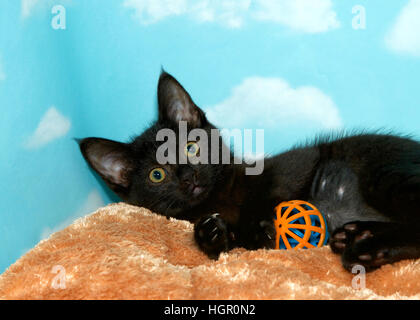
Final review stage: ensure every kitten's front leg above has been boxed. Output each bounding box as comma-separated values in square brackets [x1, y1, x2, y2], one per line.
[194, 212, 276, 259]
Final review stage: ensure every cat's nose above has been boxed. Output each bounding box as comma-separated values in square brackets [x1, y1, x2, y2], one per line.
[179, 167, 198, 184]
[181, 173, 198, 186]
[179, 169, 200, 192]
[179, 169, 205, 197]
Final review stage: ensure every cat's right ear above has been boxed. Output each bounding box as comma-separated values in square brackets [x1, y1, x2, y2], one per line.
[77, 138, 135, 197]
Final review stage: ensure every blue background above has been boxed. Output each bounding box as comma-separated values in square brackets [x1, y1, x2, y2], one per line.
[1, 0, 420, 273]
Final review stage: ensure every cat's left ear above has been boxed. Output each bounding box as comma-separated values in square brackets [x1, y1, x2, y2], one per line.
[157, 71, 207, 128]
[78, 137, 135, 197]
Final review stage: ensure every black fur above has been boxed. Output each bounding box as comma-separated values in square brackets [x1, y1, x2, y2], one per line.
[79, 71, 420, 272]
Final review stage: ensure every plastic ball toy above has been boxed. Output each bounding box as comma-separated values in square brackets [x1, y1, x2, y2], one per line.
[274, 200, 329, 250]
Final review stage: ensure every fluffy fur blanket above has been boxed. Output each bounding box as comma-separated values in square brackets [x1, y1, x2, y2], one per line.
[1, 203, 420, 300]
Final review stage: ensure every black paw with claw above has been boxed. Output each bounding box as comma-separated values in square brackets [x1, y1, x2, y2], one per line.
[330, 222, 392, 272]
[253, 220, 276, 250]
[194, 213, 232, 259]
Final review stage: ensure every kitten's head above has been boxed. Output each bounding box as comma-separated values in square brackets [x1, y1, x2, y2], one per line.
[79, 71, 231, 218]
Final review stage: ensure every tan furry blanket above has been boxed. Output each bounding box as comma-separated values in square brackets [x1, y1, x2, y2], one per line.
[1, 203, 420, 300]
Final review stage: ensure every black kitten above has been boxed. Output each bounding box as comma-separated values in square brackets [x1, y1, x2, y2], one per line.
[79, 71, 420, 271]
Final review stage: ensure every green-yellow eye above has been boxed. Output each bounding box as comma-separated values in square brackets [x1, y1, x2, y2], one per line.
[184, 142, 200, 157]
[149, 168, 166, 183]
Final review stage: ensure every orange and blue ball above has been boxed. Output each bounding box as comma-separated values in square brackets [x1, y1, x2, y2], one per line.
[274, 200, 329, 250]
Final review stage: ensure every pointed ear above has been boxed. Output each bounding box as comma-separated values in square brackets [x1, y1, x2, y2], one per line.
[157, 71, 207, 128]
[78, 138, 134, 197]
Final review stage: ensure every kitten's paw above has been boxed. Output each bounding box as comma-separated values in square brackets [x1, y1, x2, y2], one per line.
[194, 213, 230, 259]
[342, 237, 390, 272]
[330, 223, 373, 254]
[331, 221, 393, 272]
[255, 220, 276, 249]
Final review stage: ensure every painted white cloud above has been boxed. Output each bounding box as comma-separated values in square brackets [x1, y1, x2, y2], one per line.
[243, 152, 266, 162]
[24, 106, 71, 149]
[385, 0, 420, 57]
[193, 0, 251, 28]
[253, 0, 340, 33]
[123, 0, 188, 24]
[205, 77, 342, 129]
[21, 0, 39, 18]
[41, 190, 105, 240]
[21, 0, 70, 19]
[124, 0, 340, 32]
[124, 0, 251, 28]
